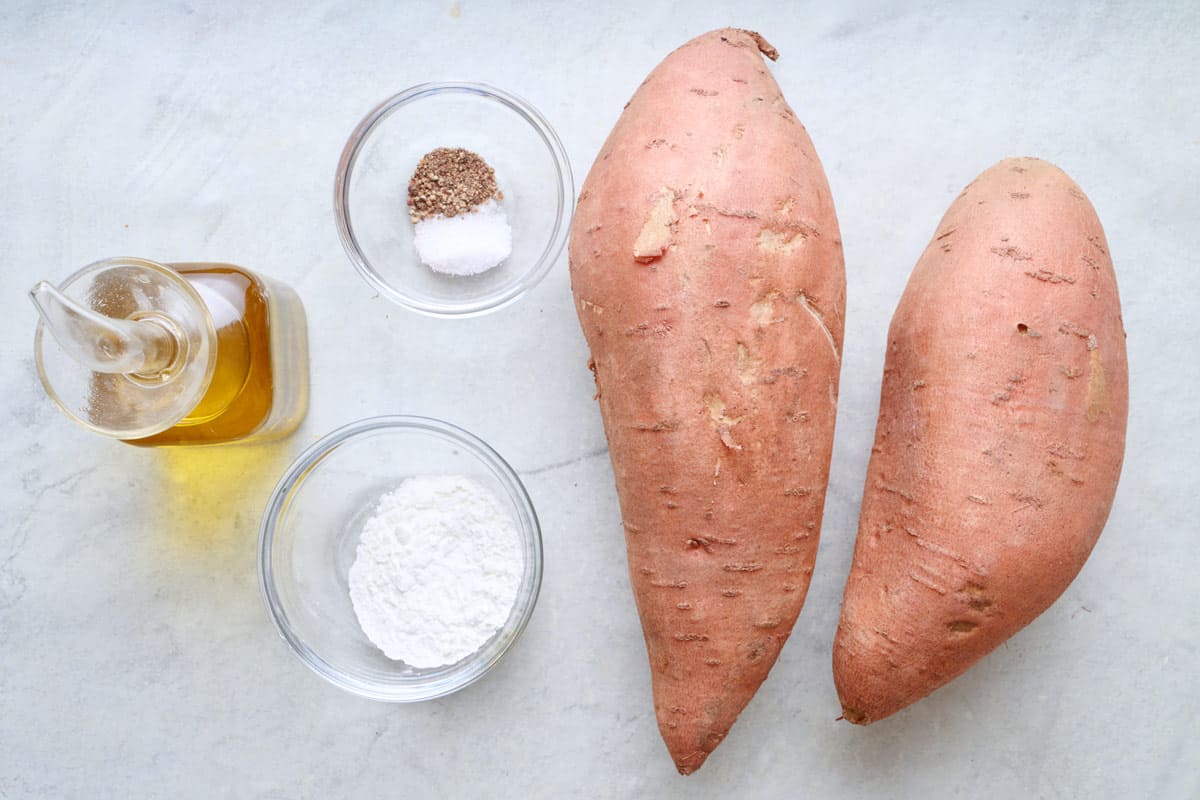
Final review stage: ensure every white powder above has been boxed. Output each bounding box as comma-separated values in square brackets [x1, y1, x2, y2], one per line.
[412, 199, 512, 276]
[348, 475, 523, 668]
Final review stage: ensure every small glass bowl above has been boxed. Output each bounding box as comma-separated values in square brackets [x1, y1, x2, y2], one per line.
[334, 82, 574, 317]
[258, 416, 543, 701]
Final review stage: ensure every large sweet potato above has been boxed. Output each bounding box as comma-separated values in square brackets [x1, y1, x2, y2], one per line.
[569, 28, 844, 773]
[833, 157, 1128, 724]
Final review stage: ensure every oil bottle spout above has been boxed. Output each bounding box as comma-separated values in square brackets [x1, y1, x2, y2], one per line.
[29, 280, 178, 376]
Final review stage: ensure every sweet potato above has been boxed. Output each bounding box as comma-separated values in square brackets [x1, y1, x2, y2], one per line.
[569, 29, 844, 772]
[833, 157, 1128, 724]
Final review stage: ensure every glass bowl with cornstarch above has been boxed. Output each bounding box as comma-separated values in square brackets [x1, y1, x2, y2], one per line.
[335, 83, 573, 317]
[258, 416, 543, 701]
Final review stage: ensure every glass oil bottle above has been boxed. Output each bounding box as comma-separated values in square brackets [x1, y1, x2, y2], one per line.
[31, 257, 308, 446]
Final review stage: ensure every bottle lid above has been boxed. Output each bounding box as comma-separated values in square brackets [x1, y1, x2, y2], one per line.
[33, 257, 217, 440]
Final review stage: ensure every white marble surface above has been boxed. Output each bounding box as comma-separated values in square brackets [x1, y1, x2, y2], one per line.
[1, 1, 1197, 797]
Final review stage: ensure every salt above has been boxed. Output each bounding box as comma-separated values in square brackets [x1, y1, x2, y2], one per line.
[413, 199, 512, 276]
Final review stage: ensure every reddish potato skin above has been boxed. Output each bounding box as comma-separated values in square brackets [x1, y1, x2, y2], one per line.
[833, 158, 1128, 725]
[569, 29, 844, 772]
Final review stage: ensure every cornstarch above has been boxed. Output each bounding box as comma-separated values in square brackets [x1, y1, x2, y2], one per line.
[348, 475, 523, 668]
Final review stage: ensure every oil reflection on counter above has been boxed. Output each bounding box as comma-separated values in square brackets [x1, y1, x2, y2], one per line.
[153, 441, 294, 561]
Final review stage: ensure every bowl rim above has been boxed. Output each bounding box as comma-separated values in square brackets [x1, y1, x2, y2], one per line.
[333, 82, 574, 318]
[258, 414, 544, 702]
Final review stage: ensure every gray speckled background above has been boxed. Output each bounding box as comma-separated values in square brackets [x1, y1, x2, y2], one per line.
[1, 1, 1196, 797]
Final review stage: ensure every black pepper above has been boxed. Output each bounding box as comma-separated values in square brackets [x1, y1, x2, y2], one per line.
[407, 147, 503, 223]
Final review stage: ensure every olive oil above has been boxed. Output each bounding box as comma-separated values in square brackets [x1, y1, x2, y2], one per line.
[33, 257, 308, 446]
[129, 264, 308, 446]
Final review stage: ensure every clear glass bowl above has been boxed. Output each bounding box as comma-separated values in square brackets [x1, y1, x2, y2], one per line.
[258, 416, 543, 701]
[334, 82, 573, 317]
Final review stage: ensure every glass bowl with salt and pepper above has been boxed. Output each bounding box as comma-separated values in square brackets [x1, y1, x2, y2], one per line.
[335, 82, 574, 317]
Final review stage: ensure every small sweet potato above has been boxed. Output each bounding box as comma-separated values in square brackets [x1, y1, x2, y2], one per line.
[569, 29, 844, 772]
[833, 157, 1128, 724]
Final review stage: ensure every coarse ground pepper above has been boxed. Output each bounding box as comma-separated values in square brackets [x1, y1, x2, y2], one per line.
[407, 147, 503, 223]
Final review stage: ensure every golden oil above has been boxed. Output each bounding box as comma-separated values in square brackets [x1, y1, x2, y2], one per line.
[128, 264, 308, 446]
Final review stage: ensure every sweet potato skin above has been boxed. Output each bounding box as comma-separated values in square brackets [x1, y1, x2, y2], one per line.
[569, 29, 844, 773]
[833, 157, 1128, 725]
